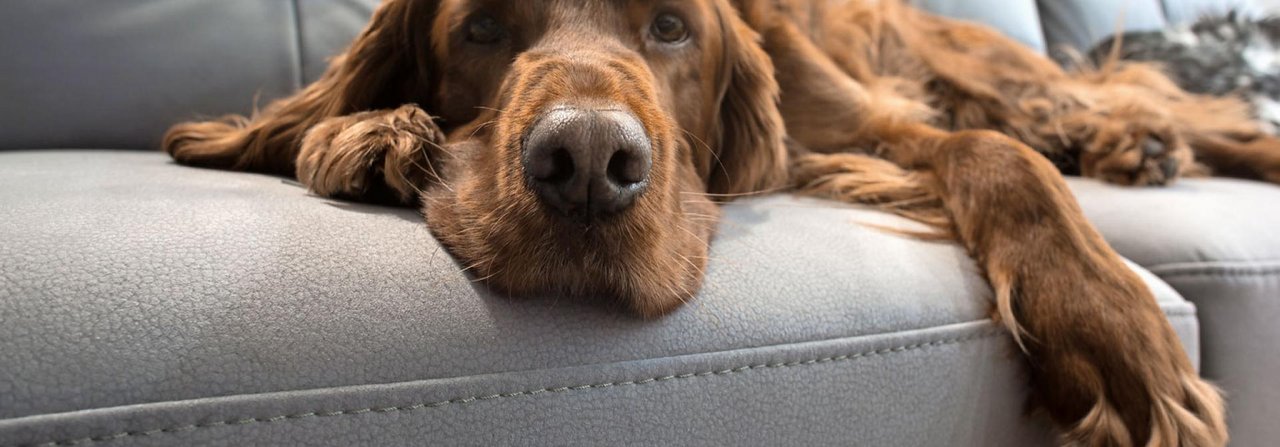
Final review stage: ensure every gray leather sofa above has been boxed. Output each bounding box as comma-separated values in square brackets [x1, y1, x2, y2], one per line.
[1, 1, 1276, 445]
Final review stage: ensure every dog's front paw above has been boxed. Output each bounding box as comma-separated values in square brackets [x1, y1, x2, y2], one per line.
[1014, 270, 1228, 447]
[297, 105, 446, 203]
[1079, 118, 1194, 187]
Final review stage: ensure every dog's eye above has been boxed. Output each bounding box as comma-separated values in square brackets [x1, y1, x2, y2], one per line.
[466, 15, 504, 44]
[650, 13, 689, 44]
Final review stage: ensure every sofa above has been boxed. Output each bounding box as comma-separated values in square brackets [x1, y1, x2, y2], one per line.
[1, 1, 1276, 445]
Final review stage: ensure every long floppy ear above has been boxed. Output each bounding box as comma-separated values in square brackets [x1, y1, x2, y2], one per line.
[163, 0, 439, 175]
[705, 2, 789, 196]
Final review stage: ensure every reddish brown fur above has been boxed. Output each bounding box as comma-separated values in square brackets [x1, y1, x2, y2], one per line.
[165, 0, 1280, 445]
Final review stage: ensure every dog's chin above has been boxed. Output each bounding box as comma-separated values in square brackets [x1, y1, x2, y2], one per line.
[422, 175, 719, 318]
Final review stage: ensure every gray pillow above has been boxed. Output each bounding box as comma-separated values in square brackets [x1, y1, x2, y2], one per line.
[1164, 0, 1265, 23]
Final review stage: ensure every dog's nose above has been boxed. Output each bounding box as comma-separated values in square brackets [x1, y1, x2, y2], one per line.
[523, 106, 652, 218]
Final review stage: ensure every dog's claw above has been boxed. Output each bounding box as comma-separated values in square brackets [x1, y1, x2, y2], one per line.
[1158, 156, 1181, 182]
[1143, 138, 1165, 157]
[1082, 123, 1190, 186]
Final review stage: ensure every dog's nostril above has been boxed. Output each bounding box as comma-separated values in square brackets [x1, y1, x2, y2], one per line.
[607, 148, 645, 185]
[544, 148, 575, 183]
[526, 146, 576, 183]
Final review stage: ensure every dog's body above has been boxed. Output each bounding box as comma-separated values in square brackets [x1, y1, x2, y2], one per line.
[166, 1, 1280, 445]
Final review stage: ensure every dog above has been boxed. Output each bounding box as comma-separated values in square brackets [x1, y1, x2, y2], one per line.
[165, 1, 1280, 445]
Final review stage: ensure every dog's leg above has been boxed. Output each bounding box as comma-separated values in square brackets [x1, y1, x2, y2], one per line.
[792, 126, 1228, 447]
[1188, 135, 1280, 184]
[896, 128, 1224, 447]
[757, 16, 1228, 445]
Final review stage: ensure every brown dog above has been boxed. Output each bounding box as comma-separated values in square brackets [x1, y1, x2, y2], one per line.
[165, 0, 1280, 445]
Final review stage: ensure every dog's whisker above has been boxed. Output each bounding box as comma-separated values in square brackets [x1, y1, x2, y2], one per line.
[463, 252, 505, 283]
[679, 185, 794, 198]
[415, 134, 460, 161]
[457, 260, 487, 275]
[409, 151, 454, 194]
[680, 213, 720, 223]
[674, 224, 709, 247]
[680, 129, 731, 184]
[467, 120, 500, 140]
[471, 266, 506, 283]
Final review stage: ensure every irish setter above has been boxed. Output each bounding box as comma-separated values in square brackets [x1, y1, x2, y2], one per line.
[165, 0, 1280, 445]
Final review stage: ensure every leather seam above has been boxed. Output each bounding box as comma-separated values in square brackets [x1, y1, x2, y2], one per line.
[1152, 267, 1280, 279]
[288, 0, 306, 89]
[21, 330, 1003, 447]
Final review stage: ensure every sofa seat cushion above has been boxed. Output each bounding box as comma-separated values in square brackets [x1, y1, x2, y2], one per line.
[0, 151, 1197, 446]
[1069, 177, 1280, 446]
[1069, 178, 1280, 268]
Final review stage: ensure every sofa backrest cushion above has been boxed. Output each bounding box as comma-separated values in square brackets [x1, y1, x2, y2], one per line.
[1037, 0, 1262, 53]
[0, 0, 374, 151]
[911, 0, 1048, 52]
[0, 0, 1259, 151]
[1037, 0, 1169, 53]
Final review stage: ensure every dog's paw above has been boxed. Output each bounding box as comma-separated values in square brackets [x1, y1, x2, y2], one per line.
[1059, 375, 1226, 447]
[1013, 269, 1228, 447]
[297, 105, 446, 203]
[1079, 119, 1193, 187]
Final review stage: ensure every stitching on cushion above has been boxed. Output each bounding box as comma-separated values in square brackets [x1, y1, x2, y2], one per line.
[288, 0, 306, 89]
[24, 330, 1003, 447]
[1152, 265, 1280, 279]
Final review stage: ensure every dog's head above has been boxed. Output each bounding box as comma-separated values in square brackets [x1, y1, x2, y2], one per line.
[350, 0, 787, 316]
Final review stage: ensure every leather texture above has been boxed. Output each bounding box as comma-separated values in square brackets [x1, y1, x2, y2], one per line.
[0, 151, 1199, 446]
[1070, 178, 1280, 447]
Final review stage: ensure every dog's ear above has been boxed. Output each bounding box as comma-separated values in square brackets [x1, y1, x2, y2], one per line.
[704, 2, 789, 196]
[323, 0, 439, 111]
[164, 0, 440, 174]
